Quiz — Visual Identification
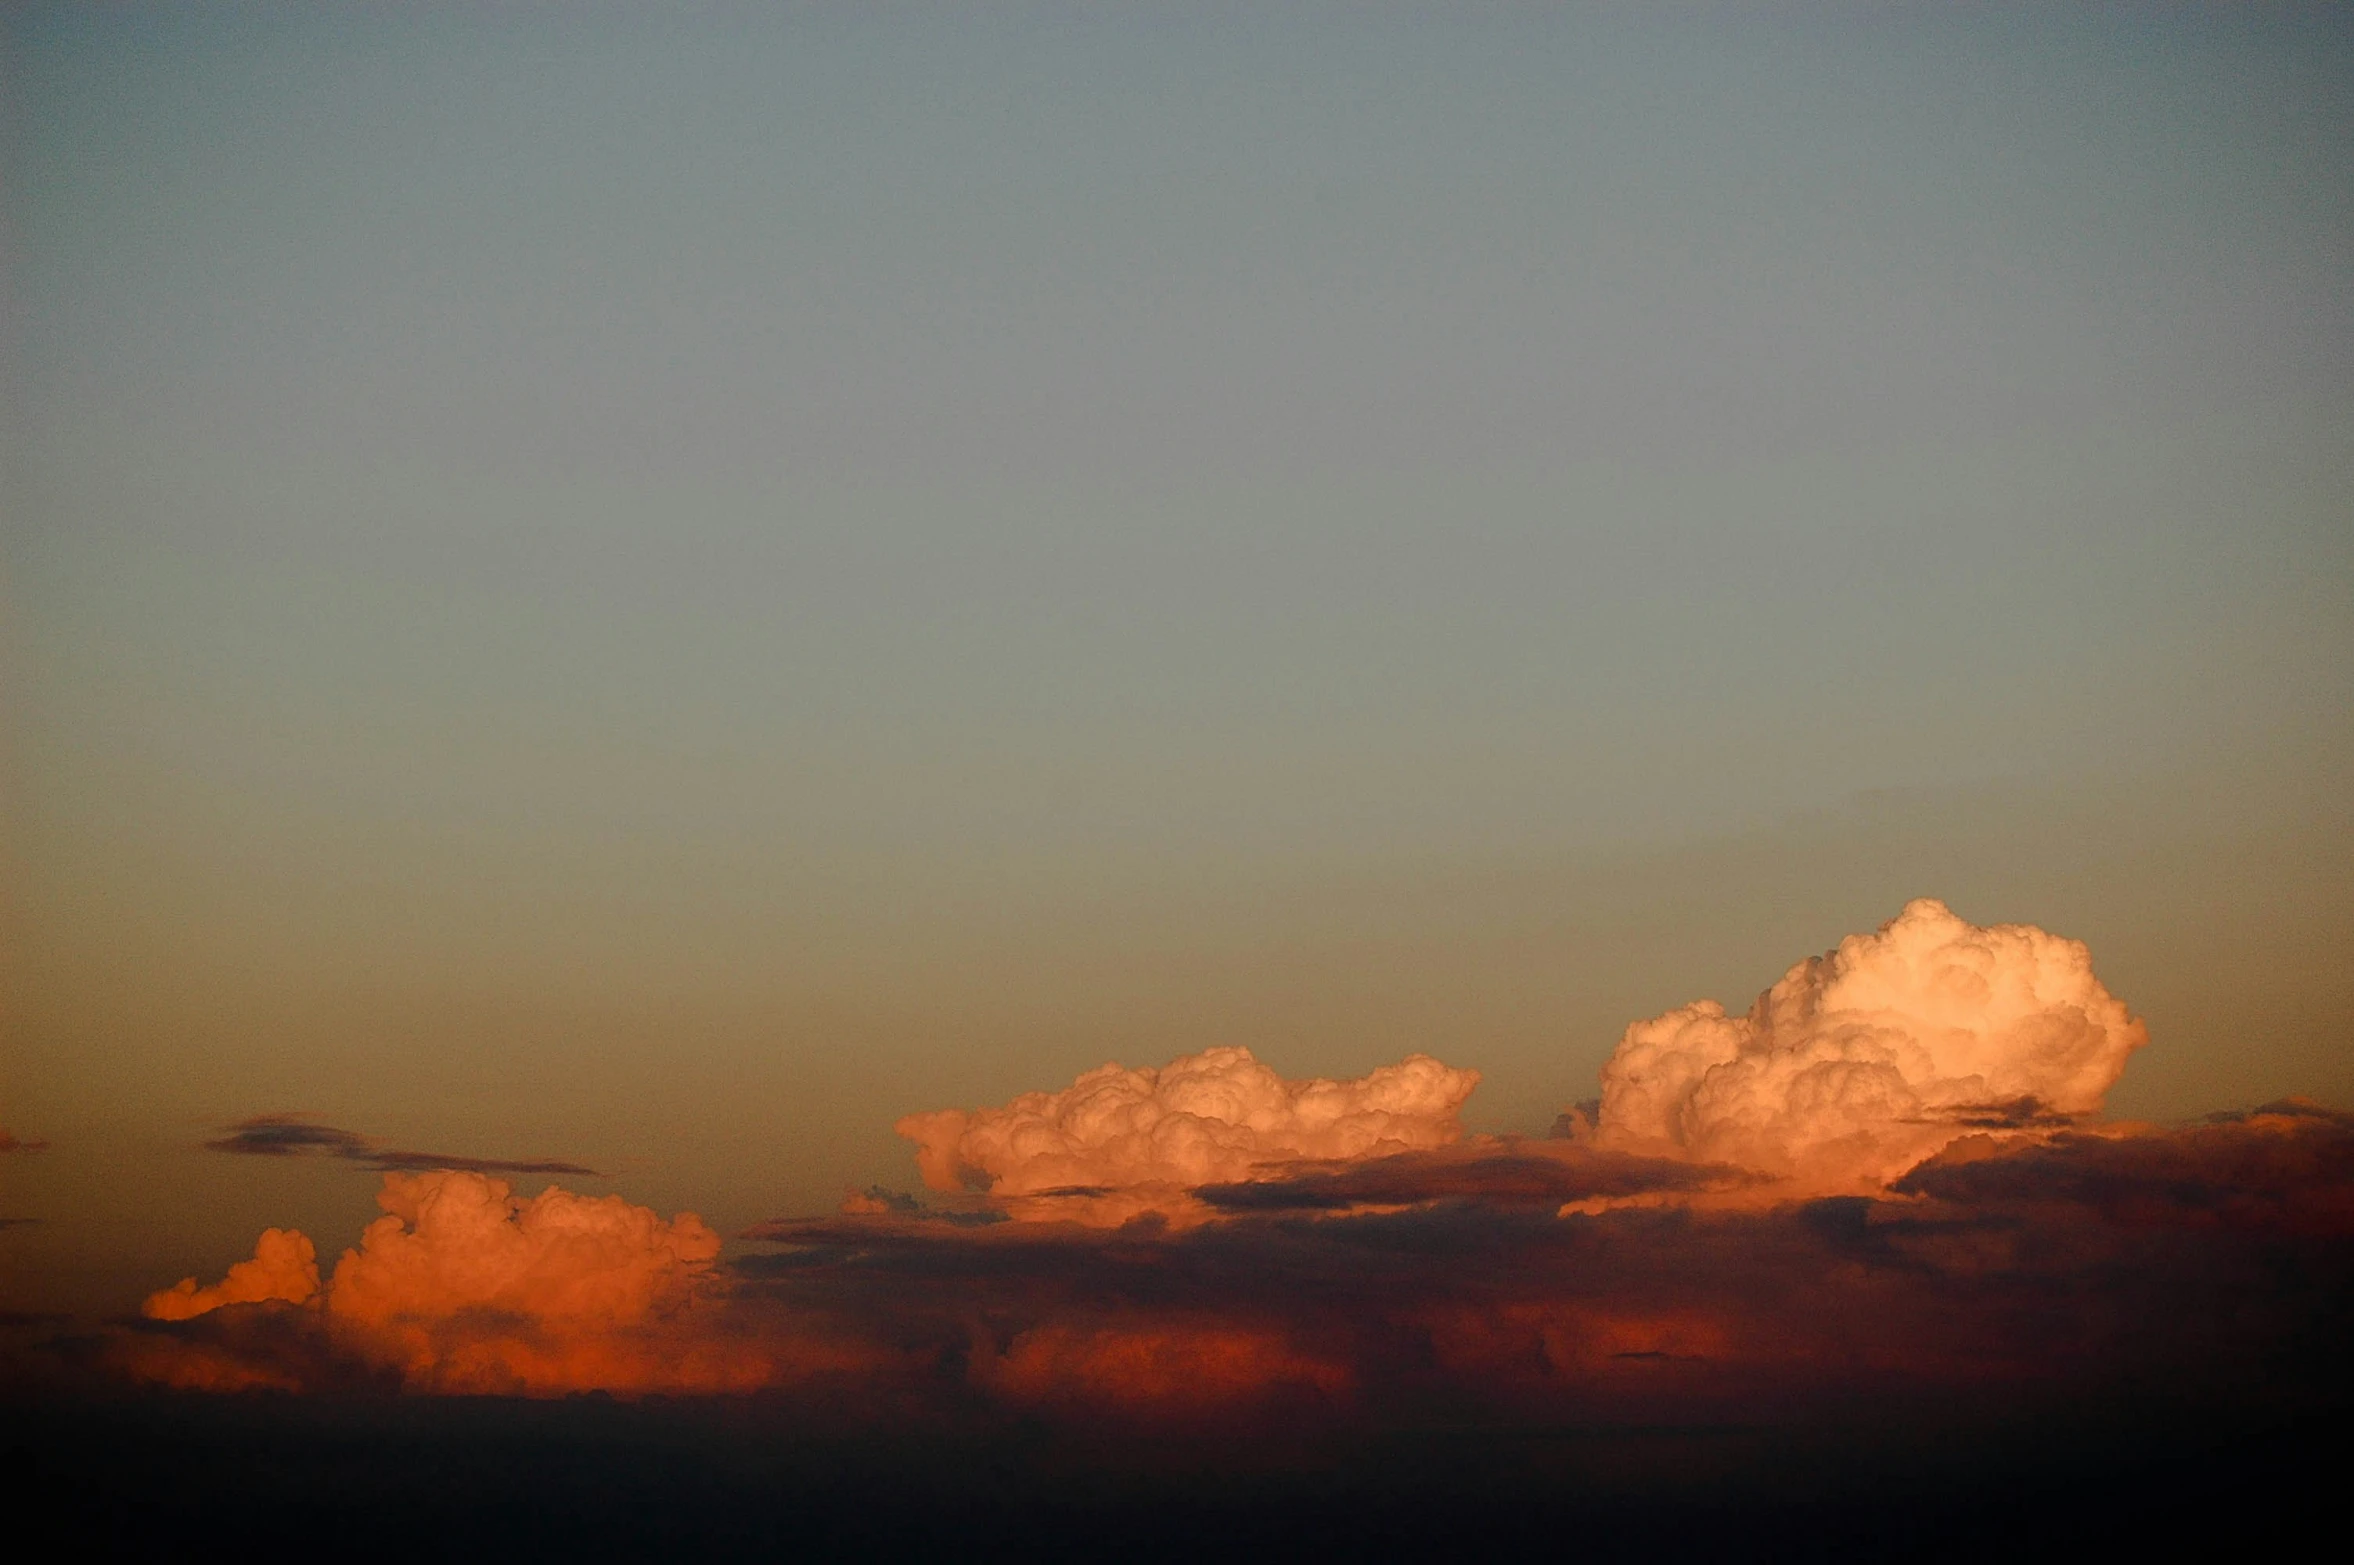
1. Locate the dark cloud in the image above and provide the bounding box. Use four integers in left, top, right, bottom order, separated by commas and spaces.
1917, 1096, 2080, 1130
1194, 1141, 1743, 1213
204, 1115, 599, 1177
838, 1185, 922, 1215
1895, 1102, 2354, 1235
70, 1105, 2354, 1444
728, 1108, 2354, 1426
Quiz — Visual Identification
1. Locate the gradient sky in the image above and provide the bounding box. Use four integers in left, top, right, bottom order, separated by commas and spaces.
3, 4, 2350, 1312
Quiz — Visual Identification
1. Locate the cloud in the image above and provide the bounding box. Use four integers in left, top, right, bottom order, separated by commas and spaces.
974, 1316, 1353, 1419
744, 1109, 2354, 1421
1896, 1100, 2354, 1235
840, 1186, 922, 1216
1194, 1140, 1745, 1214
89, 902, 2346, 1429
102, 1105, 2354, 1427
320, 1171, 773, 1393
1594, 899, 2147, 1188
127, 1172, 857, 1394
896, 1046, 1480, 1223
143, 1228, 321, 1321
204, 1115, 599, 1177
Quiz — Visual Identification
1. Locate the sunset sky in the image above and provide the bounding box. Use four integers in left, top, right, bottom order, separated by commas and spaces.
3, 0, 2350, 1355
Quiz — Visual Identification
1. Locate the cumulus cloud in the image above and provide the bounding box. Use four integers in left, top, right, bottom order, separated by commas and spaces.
205, 1114, 599, 1176
1594, 899, 2147, 1188
323, 1171, 783, 1393
896, 1046, 1480, 1222
144, 1228, 321, 1321
128, 1172, 835, 1394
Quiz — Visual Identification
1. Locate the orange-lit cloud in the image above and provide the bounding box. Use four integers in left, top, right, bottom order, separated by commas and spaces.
1594, 899, 2146, 1189
128, 1172, 861, 1394
144, 1228, 320, 1321
321, 1171, 734, 1391
896, 1046, 1480, 1223
976, 1316, 1352, 1418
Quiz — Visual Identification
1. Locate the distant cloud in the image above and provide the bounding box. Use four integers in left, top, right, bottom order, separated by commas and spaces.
105, 1105, 2354, 1421
839, 1186, 921, 1216
1194, 1142, 1743, 1214
896, 1046, 1481, 1225
1593, 899, 2146, 1189
144, 1228, 319, 1321
126, 1170, 880, 1395
89, 902, 2354, 1434
204, 1115, 599, 1177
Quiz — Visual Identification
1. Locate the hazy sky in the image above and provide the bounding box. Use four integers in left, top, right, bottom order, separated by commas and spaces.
4, 5, 2349, 1310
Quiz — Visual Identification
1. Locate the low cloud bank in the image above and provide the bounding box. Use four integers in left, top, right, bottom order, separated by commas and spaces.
89, 901, 2352, 1430
109, 1112, 2354, 1417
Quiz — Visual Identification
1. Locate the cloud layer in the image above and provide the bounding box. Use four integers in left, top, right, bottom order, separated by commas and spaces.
1594, 899, 2146, 1187
79, 901, 2349, 1438
108, 1108, 2354, 1421
136, 1172, 803, 1393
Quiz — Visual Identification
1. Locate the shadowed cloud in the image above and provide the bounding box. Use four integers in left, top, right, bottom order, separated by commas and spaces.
1195, 1141, 1747, 1212
204, 1115, 599, 1177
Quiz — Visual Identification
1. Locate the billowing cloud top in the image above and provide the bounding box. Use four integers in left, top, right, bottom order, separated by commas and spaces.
896, 1046, 1480, 1218
1596, 899, 2146, 1188
327, 1171, 720, 1335
140, 1171, 743, 1393
143, 1228, 320, 1321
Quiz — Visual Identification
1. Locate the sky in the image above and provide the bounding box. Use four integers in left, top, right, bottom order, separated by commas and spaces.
2, 4, 2350, 1327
